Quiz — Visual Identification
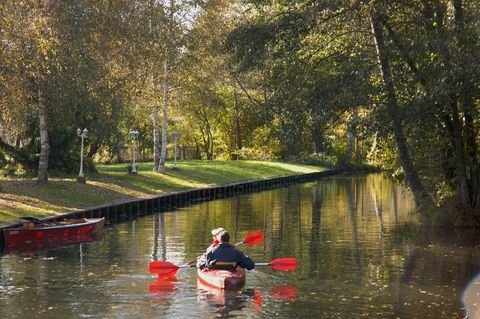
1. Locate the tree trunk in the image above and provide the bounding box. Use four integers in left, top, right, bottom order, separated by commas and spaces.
158, 0, 174, 173
105, 140, 120, 164
207, 129, 214, 160
152, 74, 161, 172
158, 47, 168, 173
382, 10, 461, 202
449, 98, 470, 207
453, 0, 479, 205
233, 90, 242, 159
200, 116, 213, 160
87, 131, 104, 158
36, 1, 53, 184
370, 7, 431, 207
345, 108, 357, 166
429, 0, 471, 208
37, 85, 49, 184
367, 131, 378, 161
312, 125, 324, 153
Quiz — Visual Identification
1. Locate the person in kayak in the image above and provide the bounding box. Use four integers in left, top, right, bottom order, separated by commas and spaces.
197, 228, 255, 271
187, 227, 225, 267
206, 227, 225, 252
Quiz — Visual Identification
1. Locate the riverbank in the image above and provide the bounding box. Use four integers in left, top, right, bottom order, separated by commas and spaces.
0, 160, 326, 223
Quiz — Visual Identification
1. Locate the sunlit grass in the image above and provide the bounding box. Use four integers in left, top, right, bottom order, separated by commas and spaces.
0, 160, 326, 223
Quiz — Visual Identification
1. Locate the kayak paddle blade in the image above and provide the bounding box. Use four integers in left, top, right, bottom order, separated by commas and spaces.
149, 261, 180, 275
269, 258, 297, 271
243, 230, 264, 246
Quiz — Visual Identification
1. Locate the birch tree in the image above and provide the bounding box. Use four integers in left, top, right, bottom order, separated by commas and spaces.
157, 0, 174, 173
155, 0, 207, 172
36, 0, 59, 183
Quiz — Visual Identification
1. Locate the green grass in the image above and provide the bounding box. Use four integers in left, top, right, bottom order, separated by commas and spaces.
0, 160, 326, 223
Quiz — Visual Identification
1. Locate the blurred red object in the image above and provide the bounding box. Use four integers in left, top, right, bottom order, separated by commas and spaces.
270, 284, 298, 301
149, 275, 177, 294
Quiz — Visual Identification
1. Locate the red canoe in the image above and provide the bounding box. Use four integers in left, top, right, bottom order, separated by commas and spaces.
197, 267, 246, 290
3, 217, 105, 252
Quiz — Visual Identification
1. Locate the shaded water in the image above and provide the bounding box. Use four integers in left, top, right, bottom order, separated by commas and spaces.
1, 173, 479, 318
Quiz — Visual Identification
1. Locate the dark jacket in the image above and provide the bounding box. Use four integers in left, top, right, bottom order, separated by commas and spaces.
197, 243, 255, 270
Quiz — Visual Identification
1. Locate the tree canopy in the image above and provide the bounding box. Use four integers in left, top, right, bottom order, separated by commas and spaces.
1, 0, 480, 224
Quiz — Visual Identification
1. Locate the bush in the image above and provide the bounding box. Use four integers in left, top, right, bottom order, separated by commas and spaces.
233, 147, 279, 161
0, 163, 19, 177
298, 152, 338, 167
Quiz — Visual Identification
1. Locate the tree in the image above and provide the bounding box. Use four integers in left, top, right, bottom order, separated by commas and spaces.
0, 0, 143, 174
369, 4, 431, 206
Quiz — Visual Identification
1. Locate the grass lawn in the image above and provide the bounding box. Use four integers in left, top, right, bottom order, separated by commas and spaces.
0, 160, 326, 223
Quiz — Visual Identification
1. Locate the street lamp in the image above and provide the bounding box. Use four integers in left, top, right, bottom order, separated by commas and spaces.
77, 128, 88, 183
129, 130, 139, 174
171, 131, 181, 170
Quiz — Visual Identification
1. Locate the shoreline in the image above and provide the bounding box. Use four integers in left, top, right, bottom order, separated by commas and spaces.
0, 160, 329, 223
0, 169, 340, 248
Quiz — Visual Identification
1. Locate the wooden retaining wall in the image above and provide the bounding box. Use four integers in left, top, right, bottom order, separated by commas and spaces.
0, 169, 338, 250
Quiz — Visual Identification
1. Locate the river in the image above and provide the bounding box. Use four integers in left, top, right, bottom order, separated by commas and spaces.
1, 173, 479, 318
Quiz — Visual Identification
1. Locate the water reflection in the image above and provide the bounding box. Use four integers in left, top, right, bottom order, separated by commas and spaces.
195, 281, 291, 318
197, 279, 247, 314
149, 274, 177, 295
270, 284, 298, 301
2, 232, 102, 254
2, 173, 480, 318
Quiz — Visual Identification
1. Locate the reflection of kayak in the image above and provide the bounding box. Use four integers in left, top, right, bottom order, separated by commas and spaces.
197, 278, 241, 306
197, 268, 246, 290
3, 218, 105, 253
3, 232, 101, 254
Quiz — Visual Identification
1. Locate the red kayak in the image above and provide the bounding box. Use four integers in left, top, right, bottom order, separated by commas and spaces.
197, 267, 246, 290
3, 217, 105, 252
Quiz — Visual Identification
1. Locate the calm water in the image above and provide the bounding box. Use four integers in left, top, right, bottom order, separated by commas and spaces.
1, 173, 479, 318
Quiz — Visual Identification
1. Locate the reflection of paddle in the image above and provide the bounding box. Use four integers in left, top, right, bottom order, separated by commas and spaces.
149, 277, 177, 294
149, 258, 297, 275
271, 284, 298, 301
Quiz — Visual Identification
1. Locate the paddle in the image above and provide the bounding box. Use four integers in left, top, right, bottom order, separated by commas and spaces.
234, 230, 264, 246
150, 230, 265, 274
256, 258, 297, 271
149, 260, 190, 275
182, 230, 264, 266
149, 257, 297, 275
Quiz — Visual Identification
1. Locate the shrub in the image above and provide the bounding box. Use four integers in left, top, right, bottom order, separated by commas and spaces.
233, 147, 279, 161
298, 152, 338, 167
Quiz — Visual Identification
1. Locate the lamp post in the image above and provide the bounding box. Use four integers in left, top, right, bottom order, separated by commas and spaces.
129, 130, 139, 174
171, 131, 181, 170
77, 128, 88, 183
